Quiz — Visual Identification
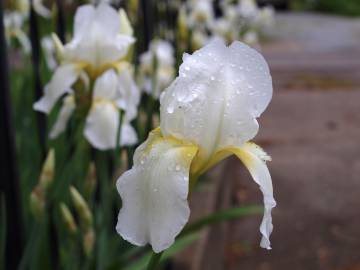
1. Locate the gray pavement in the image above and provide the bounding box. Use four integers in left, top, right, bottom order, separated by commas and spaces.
226, 12, 360, 270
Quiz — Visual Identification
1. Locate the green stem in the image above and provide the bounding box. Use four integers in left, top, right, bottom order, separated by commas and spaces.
146, 251, 163, 270
114, 109, 123, 167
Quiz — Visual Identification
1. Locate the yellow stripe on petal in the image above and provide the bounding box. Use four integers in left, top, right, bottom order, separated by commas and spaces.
208, 142, 276, 250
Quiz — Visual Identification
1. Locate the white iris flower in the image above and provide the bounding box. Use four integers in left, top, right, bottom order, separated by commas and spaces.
116, 40, 276, 252
33, 4, 135, 114
50, 69, 139, 149
138, 40, 175, 99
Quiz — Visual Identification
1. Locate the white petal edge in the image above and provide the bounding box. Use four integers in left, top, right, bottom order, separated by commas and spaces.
33, 64, 80, 114
116, 129, 198, 253
49, 95, 75, 139
84, 102, 119, 150
120, 122, 138, 146
230, 142, 276, 249
93, 69, 118, 100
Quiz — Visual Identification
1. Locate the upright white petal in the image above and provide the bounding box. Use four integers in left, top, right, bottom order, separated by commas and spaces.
116, 129, 198, 252
119, 8, 133, 36
120, 122, 138, 146
64, 4, 134, 68
160, 39, 272, 160
93, 69, 118, 100
49, 95, 75, 139
33, 64, 80, 113
72, 5, 96, 40
84, 102, 119, 150
116, 68, 140, 122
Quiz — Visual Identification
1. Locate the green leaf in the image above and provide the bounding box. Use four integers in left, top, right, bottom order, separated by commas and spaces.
123, 234, 200, 270
0, 193, 6, 269
180, 205, 263, 237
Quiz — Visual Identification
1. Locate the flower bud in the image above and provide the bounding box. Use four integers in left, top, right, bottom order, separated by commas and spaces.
119, 9, 133, 36
59, 203, 77, 234
39, 149, 55, 190
51, 33, 64, 62
83, 228, 95, 257
177, 7, 188, 46
30, 188, 45, 220
69, 186, 92, 230
84, 162, 97, 198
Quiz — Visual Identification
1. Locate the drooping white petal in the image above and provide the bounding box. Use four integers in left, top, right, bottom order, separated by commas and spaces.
160, 39, 272, 160
120, 122, 138, 146
93, 69, 118, 100
116, 68, 140, 122
227, 142, 276, 249
49, 95, 75, 139
33, 64, 80, 113
116, 129, 198, 252
64, 4, 135, 68
84, 102, 119, 150
32, 0, 51, 18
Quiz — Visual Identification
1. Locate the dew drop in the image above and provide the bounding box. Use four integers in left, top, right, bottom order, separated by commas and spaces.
210, 76, 215, 81
167, 106, 174, 113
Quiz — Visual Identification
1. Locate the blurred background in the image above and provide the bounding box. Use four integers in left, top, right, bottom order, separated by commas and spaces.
1, 0, 360, 269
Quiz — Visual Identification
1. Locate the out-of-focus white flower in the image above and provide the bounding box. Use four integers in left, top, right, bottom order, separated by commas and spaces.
117, 40, 275, 252
51, 69, 139, 149
41, 35, 57, 70
4, 11, 31, 53
32, 0, 52, 18
90, 0, 122, 5
13, 0, 30, 14
191, 29, 208, 51
243, 30, 258, 46
138, 40, 175, 99
211, 18, 237, 43
256, 6, 275, 30
34, 3, 135, 114
187, 0, 214, 28
238, 0, 258, 20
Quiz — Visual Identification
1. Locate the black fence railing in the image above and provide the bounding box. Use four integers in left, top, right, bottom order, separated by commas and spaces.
0, 1, 24, 269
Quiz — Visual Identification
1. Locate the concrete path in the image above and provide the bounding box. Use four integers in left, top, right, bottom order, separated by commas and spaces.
225, 12, 360, 270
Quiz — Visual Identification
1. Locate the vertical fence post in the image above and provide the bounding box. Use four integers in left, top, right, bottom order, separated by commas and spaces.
140, 0, 153, 51
0, 1, 24, 269
55, 0, 66, 43
29, 0, 46, 158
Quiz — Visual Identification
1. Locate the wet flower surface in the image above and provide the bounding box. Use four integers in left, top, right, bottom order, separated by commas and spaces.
116, 39, 276, 253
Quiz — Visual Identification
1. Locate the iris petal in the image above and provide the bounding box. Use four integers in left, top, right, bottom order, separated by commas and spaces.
116, 129, 198, 252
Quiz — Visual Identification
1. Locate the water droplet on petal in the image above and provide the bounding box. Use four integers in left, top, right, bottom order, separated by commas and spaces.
167, 106, 174, 114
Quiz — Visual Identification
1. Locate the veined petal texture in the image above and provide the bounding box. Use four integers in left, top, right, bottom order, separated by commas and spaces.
160, 39, 272, 160
64, 4, 135, 68
116, 129, 198, 252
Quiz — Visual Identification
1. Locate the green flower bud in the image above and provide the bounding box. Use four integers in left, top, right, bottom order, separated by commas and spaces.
59, 203, 77, 234
69, 186, 92, 230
